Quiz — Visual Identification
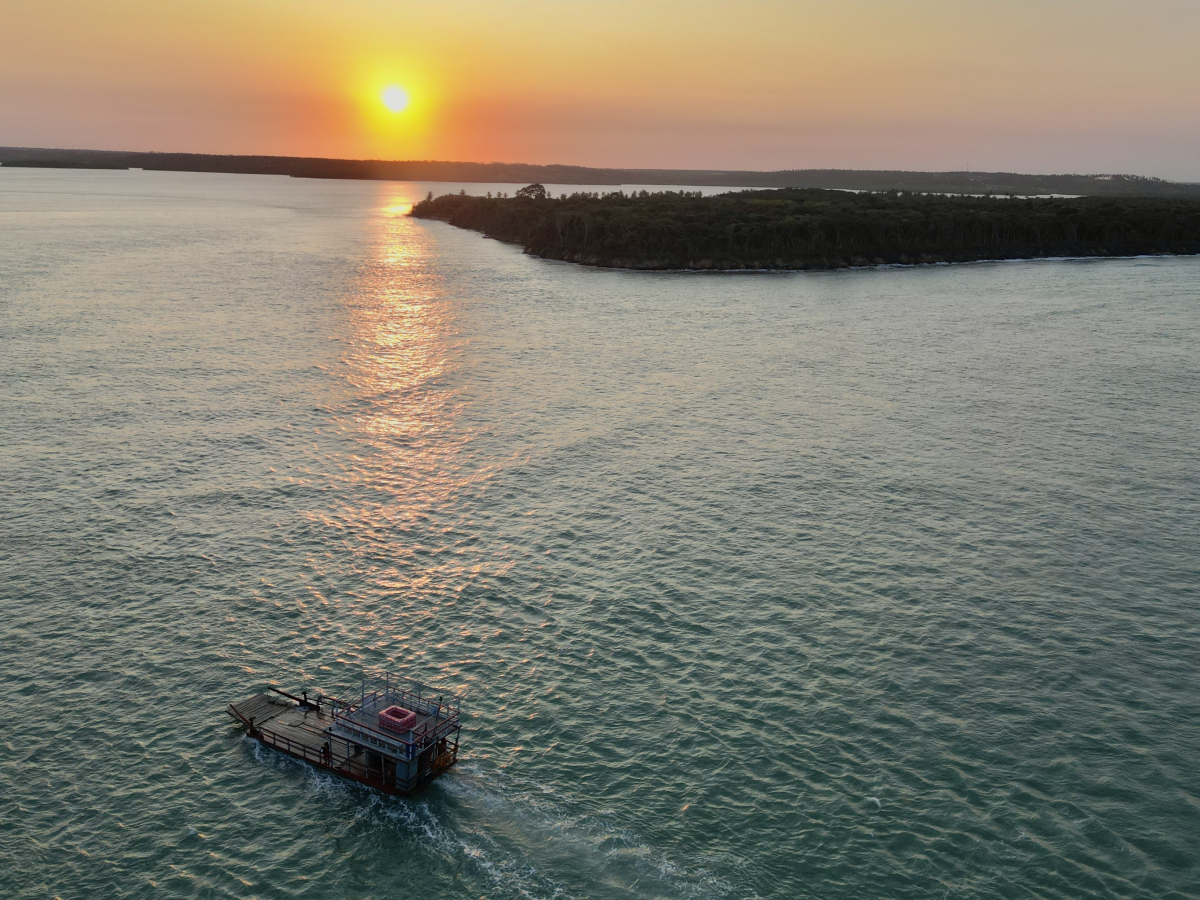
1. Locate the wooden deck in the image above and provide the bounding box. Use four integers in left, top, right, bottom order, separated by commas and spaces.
228, 692, 341, 766
228, 693, 292, 729
231, 694, 332, 754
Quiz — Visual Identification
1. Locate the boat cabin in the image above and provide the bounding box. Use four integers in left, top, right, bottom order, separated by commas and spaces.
227, 673, 461, 795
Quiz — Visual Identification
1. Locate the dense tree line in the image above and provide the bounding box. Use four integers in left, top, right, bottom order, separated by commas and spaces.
410, 187, 1200, 270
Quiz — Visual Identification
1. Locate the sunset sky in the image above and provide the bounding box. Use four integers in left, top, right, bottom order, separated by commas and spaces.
4, 0, 1200, 179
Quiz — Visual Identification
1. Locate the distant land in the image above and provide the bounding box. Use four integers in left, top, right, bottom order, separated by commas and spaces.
4, 146, 1200, 199
411, 187, 1200, 271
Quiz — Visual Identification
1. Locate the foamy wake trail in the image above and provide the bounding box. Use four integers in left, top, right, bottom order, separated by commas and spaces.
239, 738, 751, 898
408, 765, 750, 900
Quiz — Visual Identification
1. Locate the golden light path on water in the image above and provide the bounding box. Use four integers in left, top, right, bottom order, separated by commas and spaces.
344, 193, 461, 472
306, 187, 510, 672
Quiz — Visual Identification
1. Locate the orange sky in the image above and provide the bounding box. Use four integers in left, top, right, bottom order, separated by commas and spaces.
3, 0, 1200, 179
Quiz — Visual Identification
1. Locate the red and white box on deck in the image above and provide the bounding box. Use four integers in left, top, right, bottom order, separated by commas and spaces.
378, 705, 417, 734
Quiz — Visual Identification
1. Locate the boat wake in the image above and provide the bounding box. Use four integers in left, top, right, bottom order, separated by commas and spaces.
328, 760, 753, 900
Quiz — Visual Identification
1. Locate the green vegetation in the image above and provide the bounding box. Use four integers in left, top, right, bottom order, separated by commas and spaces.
410, 187, 1200, 270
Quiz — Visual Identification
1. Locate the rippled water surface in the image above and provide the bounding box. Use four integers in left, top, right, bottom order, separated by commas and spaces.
2, 170, 1199, 899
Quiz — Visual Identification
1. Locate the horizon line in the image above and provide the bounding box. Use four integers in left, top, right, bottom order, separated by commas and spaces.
1, 145, 1191, 184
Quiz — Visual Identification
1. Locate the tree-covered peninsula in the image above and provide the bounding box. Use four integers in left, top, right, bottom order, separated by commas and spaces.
410, 187, 1200, 271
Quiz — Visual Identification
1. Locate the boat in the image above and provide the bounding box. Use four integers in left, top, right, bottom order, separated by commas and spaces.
227, 672, 461, 795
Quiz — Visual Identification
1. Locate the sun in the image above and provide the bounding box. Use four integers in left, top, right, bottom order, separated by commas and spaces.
381, 85, 410, 113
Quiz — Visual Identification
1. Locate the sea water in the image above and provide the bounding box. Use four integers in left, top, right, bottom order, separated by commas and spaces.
1, 169, 1198, 899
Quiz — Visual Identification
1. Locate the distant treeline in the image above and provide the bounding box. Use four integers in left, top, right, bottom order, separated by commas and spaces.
3, 146, 1200, 198
1, 158, 129, 170
410, 187, 1200, 270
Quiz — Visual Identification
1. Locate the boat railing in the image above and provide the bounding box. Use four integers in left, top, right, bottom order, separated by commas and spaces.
337, 711, 459, 745
329, 675, 461, 759
330, 701, 460, 759
255, 725, 456, 791
360, 671, 462, 715
255, 728, 322, 768
334, 689, 454, 723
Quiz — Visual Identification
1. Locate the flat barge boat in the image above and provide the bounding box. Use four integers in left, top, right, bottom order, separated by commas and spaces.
227, 673, 461, 796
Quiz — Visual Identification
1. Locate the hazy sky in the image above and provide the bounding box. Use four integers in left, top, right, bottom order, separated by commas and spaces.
4, 0, 1200, 178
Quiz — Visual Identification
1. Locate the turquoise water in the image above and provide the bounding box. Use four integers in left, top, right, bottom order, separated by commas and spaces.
2, 169, 1198, 899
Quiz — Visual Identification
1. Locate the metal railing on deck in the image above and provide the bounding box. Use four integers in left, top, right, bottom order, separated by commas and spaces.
256, 724, 457, 792
330, 672, 461, 761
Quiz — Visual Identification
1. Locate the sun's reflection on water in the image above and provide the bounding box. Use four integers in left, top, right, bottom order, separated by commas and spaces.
341, 190, 465, 498
307, 186, 508, 663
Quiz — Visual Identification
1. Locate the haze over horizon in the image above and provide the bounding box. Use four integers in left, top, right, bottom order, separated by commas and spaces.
4, 1, 1200, 181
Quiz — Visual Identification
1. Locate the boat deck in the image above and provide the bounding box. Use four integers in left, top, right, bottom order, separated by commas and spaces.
229, 693, 334, 761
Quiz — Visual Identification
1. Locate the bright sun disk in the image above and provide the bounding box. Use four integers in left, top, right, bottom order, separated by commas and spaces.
381, 86, 409, 113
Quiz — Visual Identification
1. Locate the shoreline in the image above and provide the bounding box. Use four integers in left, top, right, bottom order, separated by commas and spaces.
510, 247, 1200, 274
525, 250, 1199, 275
